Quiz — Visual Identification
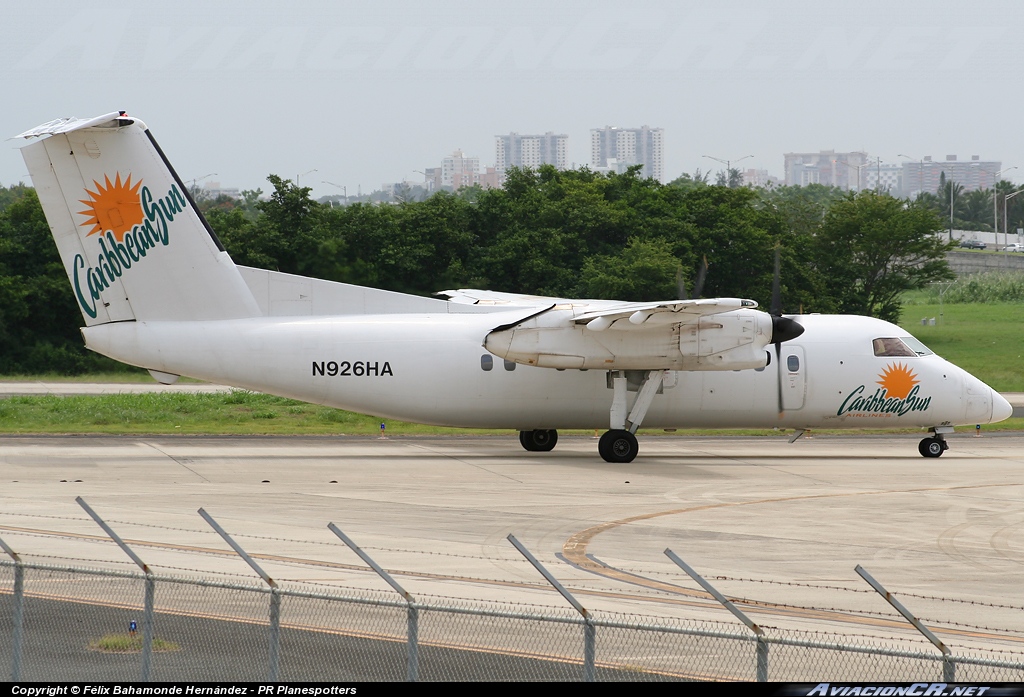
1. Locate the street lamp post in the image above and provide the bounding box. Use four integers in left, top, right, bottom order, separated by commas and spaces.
833, 159, 870, 191
188, 172, 218, 199
1004, 189, 1024, 250
988, 167, 1017, 245
297, 169, 317, 186
702, 154, 754, 188
322, 180, 347, 206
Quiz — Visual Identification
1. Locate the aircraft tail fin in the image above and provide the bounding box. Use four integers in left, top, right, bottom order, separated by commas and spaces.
16, 112, 261, 325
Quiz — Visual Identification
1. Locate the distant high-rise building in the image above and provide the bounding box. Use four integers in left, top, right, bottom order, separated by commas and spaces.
740, 169, 780, 189
899, 155, 1002, 198
495, 132, 569, 176
862, 163, 903, 194
441, 150, 479, 190
590, 126, 664, 182
783, 151, 868, 190
423, 167, 442, 193
479, 166, 502, 190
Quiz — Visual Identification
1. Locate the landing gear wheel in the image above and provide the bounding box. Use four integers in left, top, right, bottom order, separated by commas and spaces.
519, 429, 558, 452
918, 437, 946, 458
598, 429, 639, 463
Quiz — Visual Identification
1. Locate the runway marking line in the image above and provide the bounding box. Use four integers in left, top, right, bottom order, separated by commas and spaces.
2, 482, 1020, 649
563, 482, 1024, 645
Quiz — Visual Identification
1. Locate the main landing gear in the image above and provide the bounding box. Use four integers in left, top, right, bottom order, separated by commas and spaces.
517, 370, 662, 463
519, 429, 558, 452
919, 427, 952, 458
598, 429, 639, 463
596, 370, 664, 464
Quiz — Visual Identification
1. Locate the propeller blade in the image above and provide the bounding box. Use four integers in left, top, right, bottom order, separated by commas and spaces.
776, 342, 784, 415
693, 256, 708, 299
770, 245, 782, 317
676, 266, 688, 300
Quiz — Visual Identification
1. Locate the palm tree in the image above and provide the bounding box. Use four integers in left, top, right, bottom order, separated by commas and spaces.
961, 189, 993, 231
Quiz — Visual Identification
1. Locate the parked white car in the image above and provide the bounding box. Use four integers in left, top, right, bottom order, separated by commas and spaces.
1003, 243, 1024, 252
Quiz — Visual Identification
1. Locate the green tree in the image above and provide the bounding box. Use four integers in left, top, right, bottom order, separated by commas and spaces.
0, 183, 33, 213
218, 175, 326, 274
961, 189, 994, 231
0, 192, 121, 373
666, 169, 710, 193
815, 192, 954, 322
577, 238, 680, 300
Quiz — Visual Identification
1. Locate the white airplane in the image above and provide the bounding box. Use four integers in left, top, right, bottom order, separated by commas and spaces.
15, 112, 1012, 462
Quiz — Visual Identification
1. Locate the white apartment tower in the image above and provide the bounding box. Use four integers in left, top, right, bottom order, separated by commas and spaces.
441, 150, 480, 190
495, 133, 569, 174
590, 126, 664, 182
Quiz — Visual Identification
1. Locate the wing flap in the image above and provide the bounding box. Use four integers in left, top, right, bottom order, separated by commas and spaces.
576, 298, 757, 331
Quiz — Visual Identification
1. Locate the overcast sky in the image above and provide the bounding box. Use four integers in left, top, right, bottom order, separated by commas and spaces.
2, 0, 1021, 198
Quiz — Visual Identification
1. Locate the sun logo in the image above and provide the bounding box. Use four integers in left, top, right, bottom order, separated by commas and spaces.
77, 173, 144, 241
877, 362, 919, 400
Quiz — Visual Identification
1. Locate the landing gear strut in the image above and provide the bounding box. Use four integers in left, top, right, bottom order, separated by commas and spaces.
598, 370, 664, 463
519, 429, 558, 452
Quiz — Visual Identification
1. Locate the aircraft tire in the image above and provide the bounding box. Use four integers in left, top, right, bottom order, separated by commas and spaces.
918, 437, 945, 458
519, 429, 558, 452
599, 429, 639, 463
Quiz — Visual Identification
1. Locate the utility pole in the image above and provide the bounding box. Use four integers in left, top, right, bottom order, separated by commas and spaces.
702, 154, 754, 188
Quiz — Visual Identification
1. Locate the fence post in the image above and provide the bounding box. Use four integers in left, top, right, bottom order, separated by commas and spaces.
855, 565, 954, 682
664, 549, 769, 682
327, 523, 419, 681
507, 534, 595, 682
76, 497, 155, 681
0, 537, 24, 682
199, 508, 280, 681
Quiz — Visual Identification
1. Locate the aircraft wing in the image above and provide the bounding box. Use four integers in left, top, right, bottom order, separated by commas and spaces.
440, 290, 758, 330
573, 298, 758, 331
438, 289, 572, 306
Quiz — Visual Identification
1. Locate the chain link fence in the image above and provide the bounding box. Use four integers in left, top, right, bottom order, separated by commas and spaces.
4, 559, 1024, 682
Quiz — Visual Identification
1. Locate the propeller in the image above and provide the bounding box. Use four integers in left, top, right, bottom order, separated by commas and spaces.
769, 245, 804, 415
676, 256, 709, 301
676, 266, 688, 301
693, 256, 708, 299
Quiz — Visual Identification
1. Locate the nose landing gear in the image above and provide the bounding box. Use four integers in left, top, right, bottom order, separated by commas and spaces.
919, 436, 948, 458
919, 427, 952, 458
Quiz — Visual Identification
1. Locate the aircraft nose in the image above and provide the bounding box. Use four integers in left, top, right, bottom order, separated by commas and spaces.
991, 390, 1013, 423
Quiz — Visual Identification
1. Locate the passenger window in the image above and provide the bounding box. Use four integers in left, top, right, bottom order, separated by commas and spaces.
872, 337, 917, 357
787, 355, 800, 372
480, 355, 493, 371
503, 359, 517, 371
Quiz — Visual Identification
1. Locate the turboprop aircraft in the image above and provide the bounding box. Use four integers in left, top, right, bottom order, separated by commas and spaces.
15, 112, 1013, 462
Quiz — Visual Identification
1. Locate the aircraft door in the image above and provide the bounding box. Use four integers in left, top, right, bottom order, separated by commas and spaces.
782, 346, 806, 410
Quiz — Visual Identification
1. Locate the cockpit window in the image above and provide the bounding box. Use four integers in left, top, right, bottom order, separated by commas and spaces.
872, 337, 918, 357
900, 336, 934, 356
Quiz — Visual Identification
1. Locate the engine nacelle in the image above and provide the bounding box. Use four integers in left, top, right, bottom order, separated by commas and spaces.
485, 308, 773, 371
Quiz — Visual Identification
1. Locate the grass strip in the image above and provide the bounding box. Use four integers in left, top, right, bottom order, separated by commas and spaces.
0, 391, 1020, 436
89, 633, 180, 653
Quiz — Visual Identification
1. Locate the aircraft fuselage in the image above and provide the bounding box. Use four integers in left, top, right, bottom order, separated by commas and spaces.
81, 312, 1001, 431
